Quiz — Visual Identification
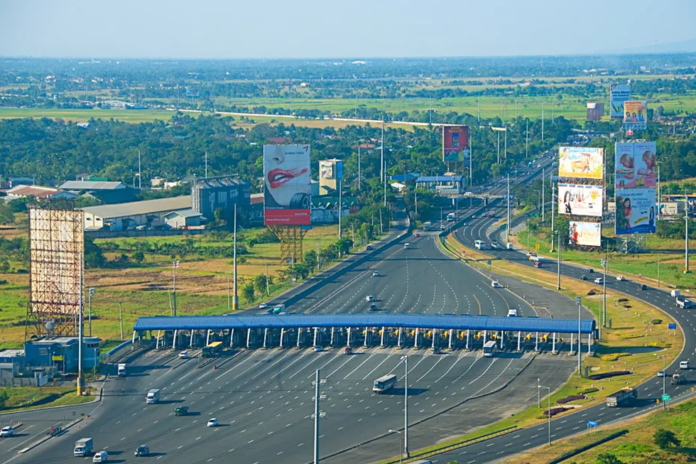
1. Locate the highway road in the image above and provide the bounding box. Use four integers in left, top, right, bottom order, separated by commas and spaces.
0, 201, 584, 464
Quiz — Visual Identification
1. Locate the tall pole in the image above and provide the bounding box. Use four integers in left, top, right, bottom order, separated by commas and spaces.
381, 119, 385, 183
119, 303, 124, 341
504, 126, 507, 161
172, 261, 178, 317
314, 369, 320, 464
686, 192, 690, 273
338, 177, 342, 240
233, 205, 239, 310
542, 168, 545, 223
469, 135, 473, 189
138, 150, 142, 189
358, 144, 361, 190
525, 119, 529, 159
227, 276, 231, 311
550, 179, 555, 252
77, 291, 84, 395
403, 356, 409, 458
538, 385, 552, 445
541, 102, 545, 141
577, 298, 582, 376
88, 287, 94, 337
265, 263, 270, 295
506, 174, 511, 243
497, 130, 500, 164
557, 231, 561, 290
383, 159, 387, 208
657, 165, 661, 221
603, 251, 608, 328
414, 189, 418, 216
663, 356, 667, 409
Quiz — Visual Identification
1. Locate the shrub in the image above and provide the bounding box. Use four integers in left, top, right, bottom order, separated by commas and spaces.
557, 394, 585, 404
653, 429, 680, 449
543, 407, 568, 417
652, 319, 662, 325
600, 353, 631, 362
581, 388, 599, 395
588, 370, 632, 380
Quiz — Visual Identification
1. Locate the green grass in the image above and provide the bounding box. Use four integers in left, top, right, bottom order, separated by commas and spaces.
0, 107, 177, 123
0, 386, 94, 413
517, 227, 696, 290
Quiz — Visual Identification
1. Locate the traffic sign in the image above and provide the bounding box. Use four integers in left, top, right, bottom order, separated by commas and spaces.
662, 394, 671, 402
535, 243, 540, 250
487, 259, 492, 266
576, 296, 581, 305
587, 420, 598, 427
669, 323, 677, 330
601, 259, 606, 268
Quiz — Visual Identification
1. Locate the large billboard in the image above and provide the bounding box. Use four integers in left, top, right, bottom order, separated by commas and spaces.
264, 144, 311, 225
615, 142, 657, 189
569, 221, 601, 247
623, 101, 648, 131
610, 84, 631, 119
443, 125, 469, 162
558, 184, 603, 217
558, 147, 604, 180
586, 102, 604, 121
320, 161, 334, 180
616, 188, 657, 235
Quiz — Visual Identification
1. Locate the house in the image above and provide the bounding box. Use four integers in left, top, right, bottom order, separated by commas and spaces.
60, 180, 126, 191
82, 195, 192, 231
3, 185, 78, 201
163, 209, 203, 229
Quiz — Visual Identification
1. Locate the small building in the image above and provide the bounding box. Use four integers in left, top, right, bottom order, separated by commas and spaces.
163, 209, 203, 229
60, 180, 126, 191
416, 175, 465, 195
24, 337, 100, 373
4, 185, 78, 201
151, 177, 165, 188
82, 195, 192, 231
191, 177, 250, 221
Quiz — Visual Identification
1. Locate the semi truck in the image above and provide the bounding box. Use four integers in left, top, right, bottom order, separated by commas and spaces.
146, 389, 160, 404
605, 387, 637, 407
672, 372, 686, 385
117, 363, 126, 377
74, 438, 93, 457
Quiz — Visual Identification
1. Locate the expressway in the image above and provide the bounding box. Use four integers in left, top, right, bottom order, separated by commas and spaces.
1, 203, 584, 464
424, 194, 696, 463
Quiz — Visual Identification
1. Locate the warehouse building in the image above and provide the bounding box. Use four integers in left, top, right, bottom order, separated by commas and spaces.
191, 177, 250, 219
82, 196, 193, 231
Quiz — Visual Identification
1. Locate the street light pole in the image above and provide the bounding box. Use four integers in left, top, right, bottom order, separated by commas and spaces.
401, 355, 409, 458
88, 287, 95, 337
538, 385, 552, 445
577, 297, 582, 376
233, 205, 239, 311
556, 231, 561, 290
172, 261, 179, 317
389, 430, 403, 464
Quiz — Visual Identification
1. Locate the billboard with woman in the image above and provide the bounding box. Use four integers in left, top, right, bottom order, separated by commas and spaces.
615, 142, 657, 189
615, 188, 657, 235
263, 144, 311, 225
568, 221, 601, 247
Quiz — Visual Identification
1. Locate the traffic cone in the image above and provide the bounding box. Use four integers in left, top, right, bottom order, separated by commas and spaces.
213, 365, 216, 370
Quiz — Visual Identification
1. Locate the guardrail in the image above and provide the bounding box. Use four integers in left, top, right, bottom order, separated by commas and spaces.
101, 340, 133, 365
380, 426, 518, 464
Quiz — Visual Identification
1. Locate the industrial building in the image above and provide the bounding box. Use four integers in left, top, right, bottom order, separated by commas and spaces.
191, 177, 250, 219
60, 180, 127, 191
2, 185, 78, 201
82, 196, 192, 231
319, 159, 343, 195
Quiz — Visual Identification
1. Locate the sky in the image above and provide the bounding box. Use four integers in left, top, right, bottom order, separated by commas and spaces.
1, 0, 696, 59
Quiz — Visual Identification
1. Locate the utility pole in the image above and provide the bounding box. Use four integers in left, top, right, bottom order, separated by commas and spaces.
312, 370, 326, 464
338, 176, 342, 240
497, 130, 501, 164
138, 150, 142, 189
577, 296, 582, 376
172, 261, 178, 317
381, 119, 385, 183
525, 119, 529, 159
414, 189, 418, 216
119, 303, 124, 341
227, 276, 231, 311
550, 178, 555, 252
541, 102, 545, 141
265, 263, 270, 295
686, 191, 690, 273
602, 253, 608, 329
88, 287, 95, 337
401, 355, 409, 458
358, 144, 361, 190
542, 168, 546, 223
384, 158, 387, 208
504, 125, 507, 161
233, 204, 239, 310
204, 151, 208, 179
469, 135, 473, 190
557, 231, 561, 290
506, 174, 511, 243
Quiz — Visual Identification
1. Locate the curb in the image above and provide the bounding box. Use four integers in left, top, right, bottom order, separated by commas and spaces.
18, 418, 83, 454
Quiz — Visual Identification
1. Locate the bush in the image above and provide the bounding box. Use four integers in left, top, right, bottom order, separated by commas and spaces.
581, 388, 599, 395
653, 428, 680, 449
557, 394, 586, 404
600, 353, 631, 362
652, 319, 662, 325
588, 370, 632, 380
543, 407, 568, 417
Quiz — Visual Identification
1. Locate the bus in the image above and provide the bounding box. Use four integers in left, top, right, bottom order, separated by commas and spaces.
475, 240, 486, 250
202, 341, 223, 358
373, 374, 398, 393
446, 213, 456, 222
483, 340, 497, 358
423, 221, 432, 231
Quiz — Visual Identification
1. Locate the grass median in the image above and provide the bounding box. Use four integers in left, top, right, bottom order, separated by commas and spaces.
0, 386, 94, 414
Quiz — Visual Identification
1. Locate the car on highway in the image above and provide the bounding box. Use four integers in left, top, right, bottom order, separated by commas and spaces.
404, 243, 410, 249
641, 284, 648, 290
491, 280, 502, 288
507, 309, 518, 317
677, 299, 694, 309
372, 270, 380, 277
178, 351, 189, 359
134, 445, 150, 457
366, 295, 375, 302
580, 275, 588, 281
657, 370, 665, 377
174, 406, 188, 416
369, 303, 378, 311
533, 261, 542, 268
313, 346, 323, 352
207, 418, 218, 427
344, 347, 353, 354
258, 303, 268, 310
490, 242, 498, 249
586, 268, 594, 273
680, 361, 690, 370
594, 277, 604, 285
92, 451, 108, 463
616, 275, 626, 281
0, 426, 13, 437
366, 244, 374, 250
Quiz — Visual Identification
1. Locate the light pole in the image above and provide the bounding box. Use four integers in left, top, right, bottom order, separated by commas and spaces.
312, 370, 326, 464
538, 384, 552, 445
550, 178, 555, 252
576, 296, 582, 376
172, 261, 179, 317
88, 287, 95, 337
556, 230, 561, 290
542, 168, 545, 223
602, 253, 608, 329
233, 205, 239, 311
661, 355, 667, 409
400, 355, 409, 458
389, 430, 403, 464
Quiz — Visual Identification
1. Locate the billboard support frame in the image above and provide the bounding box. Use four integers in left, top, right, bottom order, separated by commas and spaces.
269, 225, 308, 264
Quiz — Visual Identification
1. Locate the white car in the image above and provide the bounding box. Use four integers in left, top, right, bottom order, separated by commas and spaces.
616, 275, 626, 282
404, 243, 410, 249
372, 270, 380, 277
594, 278, 604, 285
507, 309, 518, 317
491, 281, 502, 288
92, 451, 108, 463
178, 351, 189, 359
680, 361, 689, 370
207, 418, 218, 427
258, 303, 268, 310
0, 426, 12, 437
365, 295, 375, 302
657, 370, 665, 378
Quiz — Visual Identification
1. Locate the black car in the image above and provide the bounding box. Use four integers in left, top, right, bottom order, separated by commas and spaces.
586, 268, 594, 273
580, 275, 588, 281
641, 284, 648, 290
135, 445, 150, 457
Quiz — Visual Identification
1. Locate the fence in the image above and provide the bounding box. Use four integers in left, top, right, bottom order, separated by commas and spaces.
101, 340, 133, 365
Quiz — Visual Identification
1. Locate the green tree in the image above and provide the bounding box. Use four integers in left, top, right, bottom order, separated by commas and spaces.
596, 454, 625, 464
253, 274, 268, 296
131, 251, 145, 264
303, 250, 317, 271
242, 282, 256, 303
654, 429, 680, 450
0, 261, 9, 273
0, 390, 8, 409
0, 204, 14, 225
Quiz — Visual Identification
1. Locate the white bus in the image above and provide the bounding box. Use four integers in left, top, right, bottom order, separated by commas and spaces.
446, 212, 456, 222
483, 341, 497, 357
373, 374, 398, 393
475, 240, 486, 250
423, 221, 432, 231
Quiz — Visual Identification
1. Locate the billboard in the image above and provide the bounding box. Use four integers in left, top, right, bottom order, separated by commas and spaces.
610, 84, 631, 119
443, 125, 469, 162
558, 147, 604, 180
586, 102, 604, 121
569, 221, 601, 247
264, 144, 311, 225
615, 142, 657, 189
616, 188, 657, 235
558, 184, 603, 217
623, 101, 648, 131
320, 161, 334, 179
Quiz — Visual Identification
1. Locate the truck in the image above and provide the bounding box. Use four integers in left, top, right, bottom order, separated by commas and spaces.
605, 387, 637, 407
117, 363, 126, 377
446, 213, 456, 222
672, 372, 686, 385
677, 298, 693, 309
174, 406, 189, 416
423, 221, 432, 231
146, 389, 160, 404
74, 438, 93, 457
671, 290, 681, 298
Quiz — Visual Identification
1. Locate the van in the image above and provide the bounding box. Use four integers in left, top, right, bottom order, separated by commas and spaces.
74, 438, 93, 457
92, 451, 108, 463
680, 360, 689, 370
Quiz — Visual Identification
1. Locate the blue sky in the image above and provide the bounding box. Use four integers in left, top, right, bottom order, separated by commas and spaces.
1, 0, 695, 58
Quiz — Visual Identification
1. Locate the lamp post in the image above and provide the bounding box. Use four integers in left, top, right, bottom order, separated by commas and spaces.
538, 385, 552, 445
172, 261, 179, 317
400, 355, 409, 458
389, 430, 403, 464
556, 230, 561, 290
88, 287, 95, 337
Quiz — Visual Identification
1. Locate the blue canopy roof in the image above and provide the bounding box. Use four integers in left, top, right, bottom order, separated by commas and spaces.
417, 176, 464, 183
133, 314, 595, 334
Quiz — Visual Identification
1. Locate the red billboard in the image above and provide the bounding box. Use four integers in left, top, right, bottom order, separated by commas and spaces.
263, 145, 311, 225
443, 125, 469, 162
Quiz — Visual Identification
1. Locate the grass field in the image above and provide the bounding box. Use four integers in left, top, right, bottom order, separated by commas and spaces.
0, 386, 94, 413
504, 399, 696, 464
377, 234, 683, 463
0, 107, 177, 123
516, 227, 696, 291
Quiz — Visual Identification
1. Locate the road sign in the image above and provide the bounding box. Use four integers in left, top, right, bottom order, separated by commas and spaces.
576, 296, 581, 305
587, 420, 597, 427
662, 394, 671, 402
487, 259, 492, 266
669, 323, 677, 330
535, 243, 540, 250
601, 259, 606, 268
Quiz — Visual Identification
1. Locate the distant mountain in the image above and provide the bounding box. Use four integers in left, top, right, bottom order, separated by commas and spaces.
605, 37, 696, 55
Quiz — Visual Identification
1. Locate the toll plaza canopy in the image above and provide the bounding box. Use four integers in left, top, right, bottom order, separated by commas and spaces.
134, 314, 595, 334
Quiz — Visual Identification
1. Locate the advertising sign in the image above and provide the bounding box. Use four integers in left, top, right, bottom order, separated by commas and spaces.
264, 145, 311, 225
616, 188, 657, 235
558, 147, 604, 180
623, 101, 648, 131
568, 221, 601, 247
586, 102, 604, 121
335, 161, 343, 180
615, 142, 657, 189
610, 84, 631, 119
443, 125, 469, 162
319, 161, 333, 180
558, 184, 603, 217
